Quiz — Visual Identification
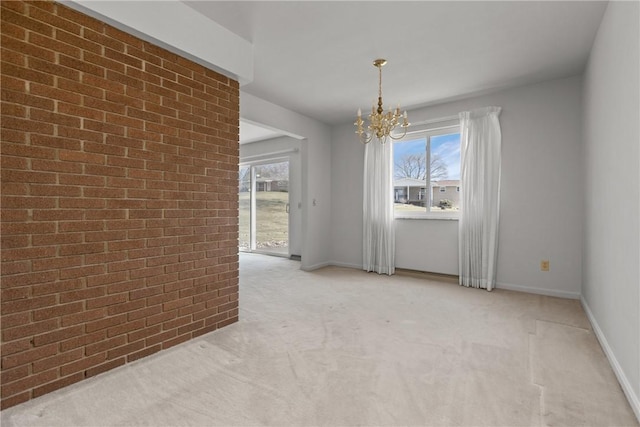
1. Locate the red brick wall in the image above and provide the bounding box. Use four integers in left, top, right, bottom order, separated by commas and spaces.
0, 1, 239, 409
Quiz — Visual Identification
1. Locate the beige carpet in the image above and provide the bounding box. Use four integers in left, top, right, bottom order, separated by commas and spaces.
1, 253, 637, 426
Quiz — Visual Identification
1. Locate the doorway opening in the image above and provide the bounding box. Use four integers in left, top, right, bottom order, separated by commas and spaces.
239, 159, 290, 256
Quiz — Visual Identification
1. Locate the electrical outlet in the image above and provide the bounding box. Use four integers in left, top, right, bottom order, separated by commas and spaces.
540, 260, 550, 271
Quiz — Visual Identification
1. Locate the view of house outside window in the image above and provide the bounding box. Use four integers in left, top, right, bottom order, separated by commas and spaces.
393, 129, 461, 216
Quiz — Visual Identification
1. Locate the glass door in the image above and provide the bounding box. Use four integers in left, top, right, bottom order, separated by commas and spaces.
238, 160, 290, 256
254, 161, 289, 255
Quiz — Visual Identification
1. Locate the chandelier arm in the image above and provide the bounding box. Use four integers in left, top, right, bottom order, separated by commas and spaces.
357, 131, 373, 144
389, 126, 409, 141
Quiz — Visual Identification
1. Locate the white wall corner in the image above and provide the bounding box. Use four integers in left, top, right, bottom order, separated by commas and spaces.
300, 261, 332, 272
581, 297, 640, 423
62, 0, 253, 85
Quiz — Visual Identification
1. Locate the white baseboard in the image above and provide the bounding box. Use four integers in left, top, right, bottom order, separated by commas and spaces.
314, 265, 581, 299
581, 297, 640, 423
300, 261, 331, 271
329, 261, 362, 270
495, 281, 580, 299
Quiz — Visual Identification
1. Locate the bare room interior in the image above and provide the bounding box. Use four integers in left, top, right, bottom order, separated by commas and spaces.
1, 1, 639, 426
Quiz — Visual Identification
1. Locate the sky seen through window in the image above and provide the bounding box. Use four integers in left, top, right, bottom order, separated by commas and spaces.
393, 133, 461, 181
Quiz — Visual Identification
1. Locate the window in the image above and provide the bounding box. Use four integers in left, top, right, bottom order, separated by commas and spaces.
394, 188, 406, 202
393, 123, 461, 217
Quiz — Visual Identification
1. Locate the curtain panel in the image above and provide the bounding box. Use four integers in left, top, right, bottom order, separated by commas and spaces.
458, 106, 502, 290
363, 140, 395, 275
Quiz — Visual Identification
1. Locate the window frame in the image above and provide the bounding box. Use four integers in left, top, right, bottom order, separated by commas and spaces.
393, 121, 461, 220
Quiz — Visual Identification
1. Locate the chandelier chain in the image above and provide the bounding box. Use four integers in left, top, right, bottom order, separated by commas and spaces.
377, 65, 383, 114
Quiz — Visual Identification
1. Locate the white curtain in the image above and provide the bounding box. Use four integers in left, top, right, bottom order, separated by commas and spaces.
458, 106, 502, 290
363, 140, 395, 275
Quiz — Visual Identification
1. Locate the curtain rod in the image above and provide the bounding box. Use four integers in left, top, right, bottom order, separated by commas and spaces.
408, 114, 459, 127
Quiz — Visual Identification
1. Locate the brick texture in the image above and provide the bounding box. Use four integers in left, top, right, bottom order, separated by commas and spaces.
1, 1, 239, 409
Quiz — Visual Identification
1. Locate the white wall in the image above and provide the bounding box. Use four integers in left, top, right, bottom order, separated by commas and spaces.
330, 123, 364, 269
581, 0, 640, 417
395, 219, 459, 274
331, 75, 584, 298
240, 137, 303, 256
241, 92, 332, 270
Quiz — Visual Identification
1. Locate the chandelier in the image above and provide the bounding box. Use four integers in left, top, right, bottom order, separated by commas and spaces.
354, 59, 410, 144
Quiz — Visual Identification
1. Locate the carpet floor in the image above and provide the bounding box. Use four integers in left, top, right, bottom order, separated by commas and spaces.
1, 253, 637, 426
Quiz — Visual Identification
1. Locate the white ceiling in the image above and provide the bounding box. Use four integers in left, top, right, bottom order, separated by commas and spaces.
239, 120, 283, 144
185, 1, 607, 126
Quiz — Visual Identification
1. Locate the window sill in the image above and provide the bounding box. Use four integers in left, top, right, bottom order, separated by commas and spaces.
395, 215, 459, 221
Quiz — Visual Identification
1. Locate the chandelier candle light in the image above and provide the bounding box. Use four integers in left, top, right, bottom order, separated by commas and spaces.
355, 59, 410, 144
